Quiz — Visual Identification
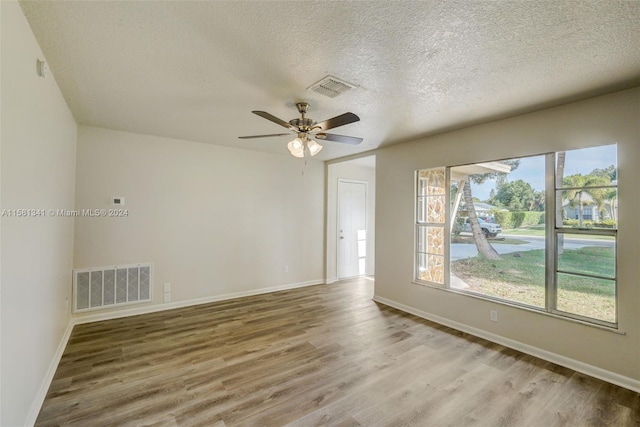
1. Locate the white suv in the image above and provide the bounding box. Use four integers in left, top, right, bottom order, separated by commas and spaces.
462, 218, 502, 238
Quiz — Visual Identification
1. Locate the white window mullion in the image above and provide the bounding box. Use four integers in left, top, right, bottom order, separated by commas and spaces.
444, 167, 451, 288
545, 153, 556, 312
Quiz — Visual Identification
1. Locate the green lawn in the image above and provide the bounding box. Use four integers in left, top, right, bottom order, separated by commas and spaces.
451, 246, 615, 323
501, 225, 545, 237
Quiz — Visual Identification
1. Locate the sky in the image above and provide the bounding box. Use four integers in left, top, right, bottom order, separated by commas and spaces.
469, 144, 617, 201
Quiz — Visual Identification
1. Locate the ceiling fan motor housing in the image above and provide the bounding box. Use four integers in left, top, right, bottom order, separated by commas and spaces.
290, 102, 315, 132
289, 117, 316, 130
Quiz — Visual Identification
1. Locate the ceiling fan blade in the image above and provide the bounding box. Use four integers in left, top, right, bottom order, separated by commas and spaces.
252, 111, 295, 130
315, 133, 363, 145
238, 133, 291, 139
315, 112, 360, 131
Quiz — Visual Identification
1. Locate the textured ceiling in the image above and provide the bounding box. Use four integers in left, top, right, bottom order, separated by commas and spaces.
19, 1, 640, 160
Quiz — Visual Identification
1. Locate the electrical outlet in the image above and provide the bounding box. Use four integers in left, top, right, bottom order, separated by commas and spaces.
490, 310, 498, 322
164, 282, 171, 293
284, 266, 289, 273
164, 293, 171, 303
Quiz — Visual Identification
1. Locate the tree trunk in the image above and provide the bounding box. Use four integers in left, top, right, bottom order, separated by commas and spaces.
578, 191, 583, 226
450, 179, 466, 233
463, 181, 500, 260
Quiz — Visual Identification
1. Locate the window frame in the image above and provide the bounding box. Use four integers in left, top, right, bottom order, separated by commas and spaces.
414, 167, 450, 286
414, 148, 618, 329
549, 153, 618, 327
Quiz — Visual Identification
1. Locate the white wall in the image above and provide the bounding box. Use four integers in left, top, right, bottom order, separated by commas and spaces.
1, 3, 4, 422
1, 2, 77, 425
375, 88, 640, 386
73, 126, 324, 318
326, 158, 376, 283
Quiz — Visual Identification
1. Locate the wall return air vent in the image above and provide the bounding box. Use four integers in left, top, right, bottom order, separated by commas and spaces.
73, 263, 152, 313
308, 75, 356, 98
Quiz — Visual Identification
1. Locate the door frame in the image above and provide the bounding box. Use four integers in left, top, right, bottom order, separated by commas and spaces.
337, 179, 368, 280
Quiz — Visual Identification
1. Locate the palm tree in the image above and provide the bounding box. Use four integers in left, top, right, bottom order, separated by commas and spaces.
605, 188, 618, 221
563, 174, 588, 225
460, 159, 519, 260
556, 152, 566, 254
590, 165, 617, 221
588, 186, 608, 220
563, 174, 610, 226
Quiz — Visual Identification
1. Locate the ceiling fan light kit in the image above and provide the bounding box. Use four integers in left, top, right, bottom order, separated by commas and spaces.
239, 102, 362, 158
306, 138, 323, 156
286, 134, 323, 158
287, 136, 305, 158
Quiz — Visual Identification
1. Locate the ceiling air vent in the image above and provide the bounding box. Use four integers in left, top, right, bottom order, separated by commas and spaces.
308, 75, 356, 98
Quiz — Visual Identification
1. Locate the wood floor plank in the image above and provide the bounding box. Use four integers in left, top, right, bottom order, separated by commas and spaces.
36, 278, 639, 426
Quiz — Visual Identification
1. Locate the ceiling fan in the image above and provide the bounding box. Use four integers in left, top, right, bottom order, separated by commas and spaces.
239, 102, 362, 158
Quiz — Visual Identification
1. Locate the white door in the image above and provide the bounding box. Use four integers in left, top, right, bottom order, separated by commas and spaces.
337, 180, 367, 279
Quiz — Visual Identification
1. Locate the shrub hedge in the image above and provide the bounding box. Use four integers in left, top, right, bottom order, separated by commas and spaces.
562, 219, 617, 229
462, 211, 615, 230
493, 211, 545, 229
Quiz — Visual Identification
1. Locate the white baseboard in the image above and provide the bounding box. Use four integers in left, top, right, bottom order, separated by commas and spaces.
373, 295, 640, 393
25, 320, 75, 426
73, 279, 324, 325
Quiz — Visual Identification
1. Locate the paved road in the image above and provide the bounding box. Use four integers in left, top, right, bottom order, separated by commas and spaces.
451, 233, 614, 261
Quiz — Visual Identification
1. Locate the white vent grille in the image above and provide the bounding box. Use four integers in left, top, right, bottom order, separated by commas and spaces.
308, 75, 356, 98
73, 263, 152, 312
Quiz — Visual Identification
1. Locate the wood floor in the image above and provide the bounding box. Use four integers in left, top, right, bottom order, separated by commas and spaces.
37, 278, 639, 426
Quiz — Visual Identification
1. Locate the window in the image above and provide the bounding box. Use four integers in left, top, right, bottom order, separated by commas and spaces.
415, 144, 618, 327
415, 168, 447, 284
554, 146, 617, 324
450, 154, 547, 308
